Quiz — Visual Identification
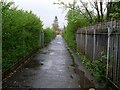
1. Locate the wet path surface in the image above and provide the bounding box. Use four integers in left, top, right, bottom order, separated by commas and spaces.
3, 35, 80, 88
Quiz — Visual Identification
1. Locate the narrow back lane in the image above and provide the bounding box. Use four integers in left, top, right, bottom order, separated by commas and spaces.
3, 35, 80, 88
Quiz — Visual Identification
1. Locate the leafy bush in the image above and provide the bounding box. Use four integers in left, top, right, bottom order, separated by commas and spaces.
2, 1, 43, 71
77, 52, 107, 83
62, 10, 90, 49
43, 28, 56, 45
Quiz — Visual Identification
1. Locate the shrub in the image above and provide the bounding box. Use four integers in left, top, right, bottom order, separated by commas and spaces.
43, 28, 56, 45
62, 10, 90, 49
77, 52, 107, 83
2, 1, 43, 71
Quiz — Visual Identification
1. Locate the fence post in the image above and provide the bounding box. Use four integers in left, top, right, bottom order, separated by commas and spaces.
93, 26, 96, 61
40, 31, 44, 47
81, 30, 83, 53
106, 21, 112, 78
40, 31, 42, 47
76, 30, 79, 52
42, 31, 44, 47
85, 27, 87, 55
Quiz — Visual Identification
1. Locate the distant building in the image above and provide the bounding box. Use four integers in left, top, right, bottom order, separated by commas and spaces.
52, 16, 61, 35
52, 16, 59, 31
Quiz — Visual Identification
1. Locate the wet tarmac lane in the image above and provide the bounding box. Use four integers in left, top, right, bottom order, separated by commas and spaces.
3, 35, 81, 88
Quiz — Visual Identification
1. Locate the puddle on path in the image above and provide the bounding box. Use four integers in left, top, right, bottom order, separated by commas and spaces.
41, 50, 54, 54
56, 42, 62, 44
41, 51, 49, 54
69, 55, 95, 88
74, 66, 95, 88
69, 61, 95, 88
50, 52, 54, 55
24, 60, 43, 69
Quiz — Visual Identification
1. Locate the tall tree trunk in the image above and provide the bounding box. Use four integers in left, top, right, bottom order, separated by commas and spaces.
107, 0, 112, 20
94, 1, 100, 22
100, 1, 103, 22
80, 0, 93, 23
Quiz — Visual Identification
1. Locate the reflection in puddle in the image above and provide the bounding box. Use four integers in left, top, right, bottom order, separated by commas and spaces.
23, 73, 36, 77
57, 42, 61, 44
41, 51, 49, 54
50, 52, 54, 55
41, 50, 54, 55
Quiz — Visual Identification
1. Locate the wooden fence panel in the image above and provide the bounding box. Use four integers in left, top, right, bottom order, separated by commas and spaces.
76, 20, 120, 89
86, 34, 94, 60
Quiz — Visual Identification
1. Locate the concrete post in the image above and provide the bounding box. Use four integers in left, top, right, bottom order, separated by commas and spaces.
93, 26, 96, 61
106, 21, 112, 78
85, 27, 87, 55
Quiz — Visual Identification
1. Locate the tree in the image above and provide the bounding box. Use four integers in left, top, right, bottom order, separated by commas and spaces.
52, 16, 59, 31
54, 0, 97, 23
54, 0, 120, 24
107, 1, 120, 20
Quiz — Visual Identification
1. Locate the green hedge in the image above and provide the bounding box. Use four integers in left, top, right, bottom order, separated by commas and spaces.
2, 1, 43, 71
43, 28, 56, 45
62, 10, 90, 49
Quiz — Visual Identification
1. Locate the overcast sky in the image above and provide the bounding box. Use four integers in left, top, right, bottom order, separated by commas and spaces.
9, 0, 112, 28
13, 0, 69, 28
